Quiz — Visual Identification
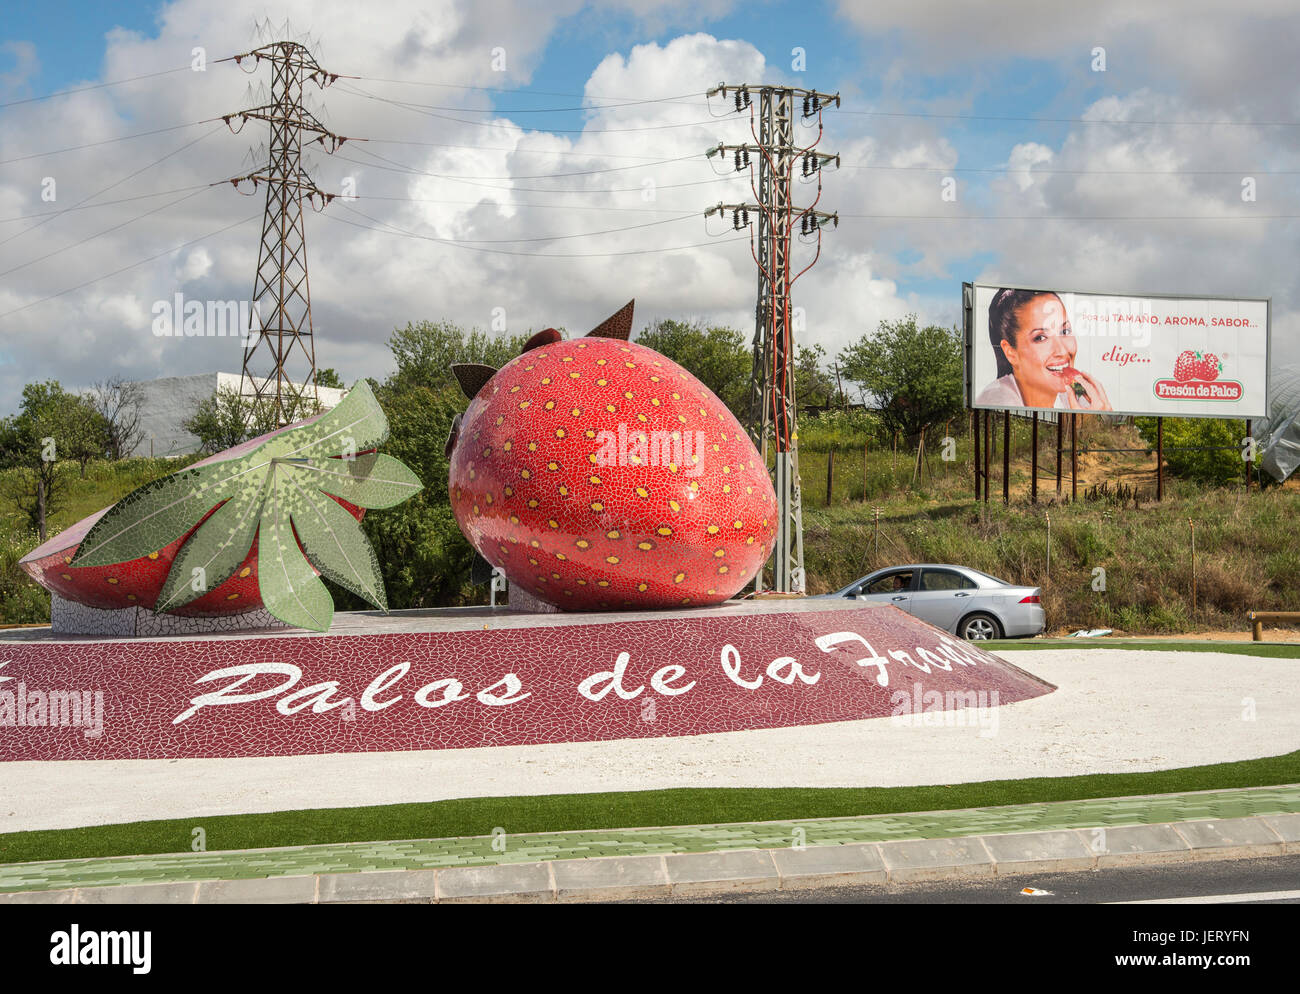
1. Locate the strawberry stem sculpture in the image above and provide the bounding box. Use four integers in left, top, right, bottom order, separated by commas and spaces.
66, 380, 421, 632
446, 300, 779, 611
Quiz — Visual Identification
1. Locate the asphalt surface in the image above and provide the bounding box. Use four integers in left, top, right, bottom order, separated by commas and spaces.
647, 854, 1300, 904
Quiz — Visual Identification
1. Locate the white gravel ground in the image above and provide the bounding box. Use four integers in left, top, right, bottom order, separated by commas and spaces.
4, 649, 1298, 833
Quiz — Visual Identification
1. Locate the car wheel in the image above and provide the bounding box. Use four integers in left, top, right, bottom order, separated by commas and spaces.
959, 612, 1002, 641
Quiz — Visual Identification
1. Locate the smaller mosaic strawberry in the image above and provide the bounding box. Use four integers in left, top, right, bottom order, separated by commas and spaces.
25, 381, 423, 633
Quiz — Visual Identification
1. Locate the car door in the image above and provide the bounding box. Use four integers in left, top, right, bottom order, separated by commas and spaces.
910, 568, 978, 632
854, 568, 915, 614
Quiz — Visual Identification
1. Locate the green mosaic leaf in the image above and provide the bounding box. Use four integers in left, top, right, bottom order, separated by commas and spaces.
256, 477, 334, 632
276, 379, 389, 460
285, 452, 423, 509
71, 464, 245, 568
282, 468, 387, 611
153, 478, 270, 613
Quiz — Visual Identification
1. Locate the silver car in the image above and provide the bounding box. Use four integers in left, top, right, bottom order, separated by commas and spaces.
826, 564, 1045, 640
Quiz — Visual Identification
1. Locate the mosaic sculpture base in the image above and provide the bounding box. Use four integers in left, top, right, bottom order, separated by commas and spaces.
50, 594, 288, 638
0, 600, 1054, 762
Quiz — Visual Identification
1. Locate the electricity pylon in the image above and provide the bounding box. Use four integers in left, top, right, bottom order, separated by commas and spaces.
705, 83, 840, 595
218, 41, 355, 427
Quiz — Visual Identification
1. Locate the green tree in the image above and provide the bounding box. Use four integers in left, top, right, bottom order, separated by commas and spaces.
314, 367, 345, 390
388, 321, 527, 393
1136, 417, 1255, 486
795, 344, 842, 410
0, 381, 103, 539
634, 319, 751, 417
182, 386, 304, 454
838, 316, 964, 439
352, 383, 477, 610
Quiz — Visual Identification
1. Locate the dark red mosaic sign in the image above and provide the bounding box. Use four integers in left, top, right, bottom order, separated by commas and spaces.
0, 608, 1054, 761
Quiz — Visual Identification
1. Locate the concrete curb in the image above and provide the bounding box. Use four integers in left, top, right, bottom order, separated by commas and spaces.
2, 815, 1291, 904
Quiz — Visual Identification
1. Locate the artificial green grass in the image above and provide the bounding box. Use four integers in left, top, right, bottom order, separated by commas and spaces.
990, 639, 1300, 658
3, 749, 1297, 866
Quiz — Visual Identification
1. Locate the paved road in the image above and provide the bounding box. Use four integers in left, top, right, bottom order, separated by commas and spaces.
649, 854, 1300, 904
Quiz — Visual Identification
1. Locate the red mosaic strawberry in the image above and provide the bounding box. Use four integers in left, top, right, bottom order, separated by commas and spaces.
19, 417, 366, 616
1173, 350, 1199, 382
446, 301, 778, 611
1196, 351, 1222, 381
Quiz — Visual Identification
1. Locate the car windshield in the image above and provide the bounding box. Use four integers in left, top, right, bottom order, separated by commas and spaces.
966, 568, 1010, 587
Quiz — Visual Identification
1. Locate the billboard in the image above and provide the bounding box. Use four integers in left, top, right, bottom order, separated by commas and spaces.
964, 284, 1269, 418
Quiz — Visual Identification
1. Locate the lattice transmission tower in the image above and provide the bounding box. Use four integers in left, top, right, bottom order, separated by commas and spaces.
218, 40, 355, 426
705, 83, 840, 595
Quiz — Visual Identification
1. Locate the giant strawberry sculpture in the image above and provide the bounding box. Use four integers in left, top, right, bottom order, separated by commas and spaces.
447, 301, 778, 611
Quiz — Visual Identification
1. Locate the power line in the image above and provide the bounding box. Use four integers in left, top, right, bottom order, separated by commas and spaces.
352, 74, 703, 107
0, 186, 214, 279
336, 146, 737, 194
348, 147, 700, 182
841, 162, 1300, 176
835, 211, 1300, 220
0, 65, 195, 110
0, 124, 225, 249
0, 184, 217, 223
330, 203, 747, 257
0, 213, 259, 321
365, 137, 671, 161
838, 108, 1300, 127
0, 121, 212, 165
333, 82, 728, 134
353, 194, 696, 214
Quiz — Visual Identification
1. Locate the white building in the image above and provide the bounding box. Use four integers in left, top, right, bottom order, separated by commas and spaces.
128, 371, 347, 458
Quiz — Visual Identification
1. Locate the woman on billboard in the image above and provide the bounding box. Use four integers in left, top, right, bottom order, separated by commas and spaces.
975, 289, 1112, 411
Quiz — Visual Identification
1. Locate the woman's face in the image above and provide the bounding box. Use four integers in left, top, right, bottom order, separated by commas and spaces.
1000, 294, 1076, 400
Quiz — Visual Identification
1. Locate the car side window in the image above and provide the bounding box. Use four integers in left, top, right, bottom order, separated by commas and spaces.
920, 569, 976, 591
864, 570, 913, 594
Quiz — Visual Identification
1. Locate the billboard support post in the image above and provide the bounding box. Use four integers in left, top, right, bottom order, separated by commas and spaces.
1070, 414, 1078, 502
1002, 411, 1011, 504
1157, 417, 1164, 501
983, 411, 991, 503
1031, 413, 1039, 504
972, 410, 980, 499
1245, 419, 1252, 491
1056, 417, 1063, 497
